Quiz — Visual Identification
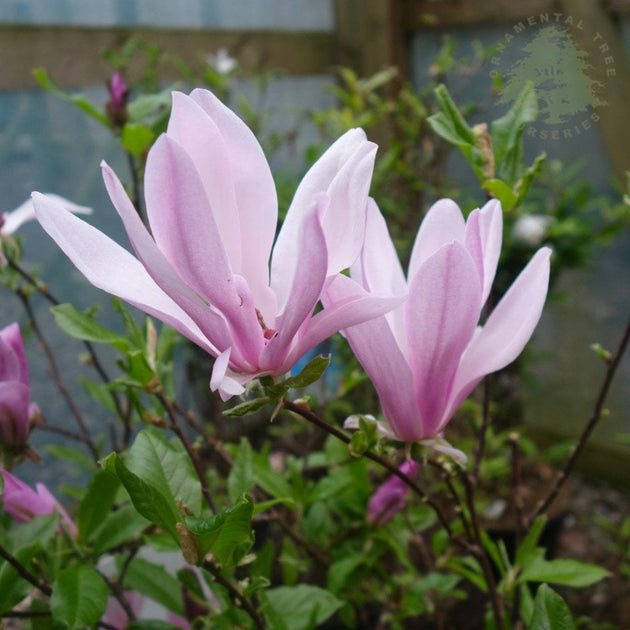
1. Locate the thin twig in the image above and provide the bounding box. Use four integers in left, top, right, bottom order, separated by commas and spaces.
472, 376, 493, 482
281, 399, 455, 539
202, 558, 267, 630
461, 472, 506, 630
8, 257, 128, 423
0, 542, 51, 596
527, 313, 630, 525
17, 290, 99, 461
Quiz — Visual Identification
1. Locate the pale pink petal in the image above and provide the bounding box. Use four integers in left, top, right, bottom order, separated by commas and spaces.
448, 247, 551, 411
210, 348, 246, 400
259, 196, 328, 371
323, 275, 422, 441
188, 89, 278, 299
352, 199, 407, 347
167, 93, 242, 273
144, 136, 264, 363
464, 199, 502, 305
1, 194, 91, 235
407, 198, 466, 282
271, 129, 375, 307
32, 193, 218, 356
101, 163, 236, 357
406, 242, 482, 435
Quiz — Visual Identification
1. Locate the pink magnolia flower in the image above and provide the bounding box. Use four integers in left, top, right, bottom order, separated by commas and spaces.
0, 323, 39, 447
103, 592, 144, 629
0, 469, 76, 537
368, 460, 420, 526
327, 198, 551, 445
33, 89, 400, 399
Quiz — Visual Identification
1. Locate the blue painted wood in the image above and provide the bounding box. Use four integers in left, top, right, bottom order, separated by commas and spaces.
0, 0, 334, 31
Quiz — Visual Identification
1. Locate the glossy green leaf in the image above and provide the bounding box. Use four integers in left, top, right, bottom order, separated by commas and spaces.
528, 584, 575, 630
264, 584, 343, 630
50, 565, 109, 629
78, 469, 120, 544
126, 429, 202, 515
123, 557, 184, 616
185, 494, 254, 567
227, 438, 254, 503
51, 303, 129, 350
519, 555, 611, 587
33, 68, 110, 127
102, 452, 179, 541
121, 123, 155, 157
483, 179, 518, 211
223, 396, 271, 417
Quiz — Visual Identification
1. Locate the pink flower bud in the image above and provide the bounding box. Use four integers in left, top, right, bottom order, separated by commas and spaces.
0, 323, 39, 448
0, 469, 76, 537
367, 460, 420, 526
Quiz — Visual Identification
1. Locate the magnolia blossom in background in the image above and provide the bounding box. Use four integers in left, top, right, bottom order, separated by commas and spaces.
0, 194, 91, 237
34, 89, 401, 399
206, 48, 238, 75
368, 460, 420, 526
0, 323, 40, 448
327, 198, 551, 446
0, 469, 76, 537
106, 72, 129, 128
511, 213, 553, 247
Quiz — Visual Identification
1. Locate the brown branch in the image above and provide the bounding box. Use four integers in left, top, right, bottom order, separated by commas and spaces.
281, 399, 455, 539
202, 559, 267, 630
17, 290, 100, 461
527, 312, 630, 525
0, 542, 51, 597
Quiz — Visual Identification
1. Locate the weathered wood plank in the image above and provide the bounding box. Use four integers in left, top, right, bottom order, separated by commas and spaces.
334, 0, 407, 77
0, 26, 336, 90
401, 0, 558, 29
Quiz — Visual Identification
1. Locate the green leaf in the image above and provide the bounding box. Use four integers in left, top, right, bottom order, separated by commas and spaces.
429, 84, 475, 146
50, 303, 129, 350
264, 584, 343, 630
491, 81, 538, 183
102, 452, 180, 541
123, 557, 184, 616
90, 503, 150, 554
252, 497, 295, 515
121, 123, 155, 157
45, 444, 97, 470
515, 516, 548, 567
283, 355, 330, 390
223, 396, 271, 417
519, 556, 611, 587
327, 555, 365, 595
7, 514, 58, 551
78, 469, 120, 544
33, 68, 111, 127
515, 152, 547, 206
227, 438, 254, 503
50, 565, 109, 629
528, 584, 576, 630
483, 179, 518, 211
185, 494, 254, 567
126, 429, 202, 515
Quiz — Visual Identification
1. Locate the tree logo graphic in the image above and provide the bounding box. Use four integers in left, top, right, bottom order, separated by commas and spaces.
489, 15, 614, 139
